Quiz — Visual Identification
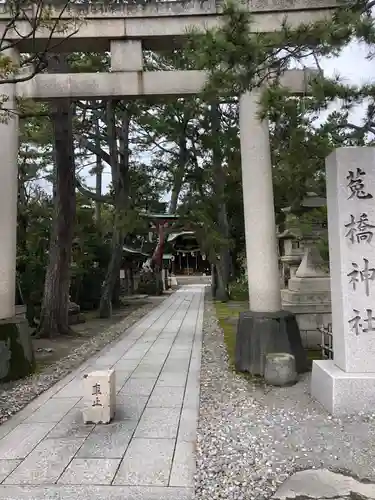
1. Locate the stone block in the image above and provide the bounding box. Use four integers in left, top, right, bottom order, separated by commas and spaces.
235, 310, 308, 376
82, 369, 115, 424
264, 353, 297, 387
311, 359, 375, 415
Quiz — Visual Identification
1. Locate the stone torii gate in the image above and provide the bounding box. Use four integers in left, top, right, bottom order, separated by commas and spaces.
0, 0, 337, 376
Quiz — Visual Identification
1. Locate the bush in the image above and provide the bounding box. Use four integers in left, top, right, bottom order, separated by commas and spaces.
229, 276, 249, 301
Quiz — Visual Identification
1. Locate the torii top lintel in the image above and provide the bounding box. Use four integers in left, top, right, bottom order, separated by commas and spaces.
0, 0, 340, 53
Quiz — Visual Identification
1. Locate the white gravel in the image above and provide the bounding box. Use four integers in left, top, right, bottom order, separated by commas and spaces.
195, 298, 375, 500
0, 300, 161, 425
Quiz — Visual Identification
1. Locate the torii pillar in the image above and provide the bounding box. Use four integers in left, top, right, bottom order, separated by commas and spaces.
0, 45, 35, 382
0, 47, 19, 320
235, 84, 308, 376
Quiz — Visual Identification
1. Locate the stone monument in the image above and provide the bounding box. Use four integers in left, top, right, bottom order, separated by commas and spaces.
82, 369, 116, 424
311, 147, 375, 415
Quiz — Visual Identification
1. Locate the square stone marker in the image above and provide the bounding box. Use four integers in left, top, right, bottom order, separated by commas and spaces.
82, 369, 115, 424
0, 423, 56, 459
76, 421, 137, 459
169, 440, 196, 487
113, 438, 175, 486
311, 147, 375, 414
0, 460, 22, 482
148, 386, 185, 408
25, 397, 81, 423
58, 458, 121, 485
3, 437, 84, 485
134, 407, 181, 439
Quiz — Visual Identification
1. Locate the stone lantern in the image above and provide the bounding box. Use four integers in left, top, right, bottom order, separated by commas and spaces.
281, 193, 331, 349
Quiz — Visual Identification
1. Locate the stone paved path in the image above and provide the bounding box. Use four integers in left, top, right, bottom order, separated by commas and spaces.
0, 285, 204, 500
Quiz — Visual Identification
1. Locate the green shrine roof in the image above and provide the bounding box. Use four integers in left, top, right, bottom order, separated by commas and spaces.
123, 245, 149, 257
139, 212, 180, 220
167, 231, 195, 242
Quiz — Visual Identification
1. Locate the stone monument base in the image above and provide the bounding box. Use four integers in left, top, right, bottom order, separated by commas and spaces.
235, 310, 308, 376
311, 360, 375, 415
0, 313, 35, 382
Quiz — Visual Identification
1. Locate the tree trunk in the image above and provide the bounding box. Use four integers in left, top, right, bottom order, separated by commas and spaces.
215, 260, 229, 302
169, 121, 189, 214
94, 114, 103, 226
37, 69, 76, 337
211, 101, 230, 300
98, 100, 130, 317
99, 218, 125, 317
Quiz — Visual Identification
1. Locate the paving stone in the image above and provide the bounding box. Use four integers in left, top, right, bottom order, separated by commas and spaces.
119, 378, 156, 397
0, 461, 22, 482
0, 423, 56, 459
92, 357, 120, 368
178, 407, 198, 442
148, 386, 185, 408
58, 458, 121, 485
134, 407, 180, 439
115, 395, 148, 420
55, 379, 84, 398
113, 438, 175, 486
112, 359, 141, 371
169, 440, 196, 487
24, 397, 81, 423
183, 383, 200, 410
3, 438, 84, 484
114, 370, 133, 393
76, 422, 137, 459
47, 407, 94, 439
157, 372, 187, 387
141, 354, 167, 365
132, 364, 163, 379
0, 485, 195, 499
163, 359, 190, 373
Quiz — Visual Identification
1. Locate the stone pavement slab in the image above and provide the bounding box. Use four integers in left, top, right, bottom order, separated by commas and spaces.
0, 285, 204, 499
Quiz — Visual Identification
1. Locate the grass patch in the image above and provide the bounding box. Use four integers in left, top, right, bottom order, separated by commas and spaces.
214, 300, 247, 368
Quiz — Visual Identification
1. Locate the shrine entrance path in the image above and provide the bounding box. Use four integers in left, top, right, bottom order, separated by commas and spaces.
0, 285, 204, 500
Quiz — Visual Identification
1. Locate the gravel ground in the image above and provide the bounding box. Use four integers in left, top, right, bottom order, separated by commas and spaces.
195, 298, 375, 500
0, 299, 162, 425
